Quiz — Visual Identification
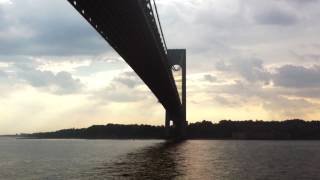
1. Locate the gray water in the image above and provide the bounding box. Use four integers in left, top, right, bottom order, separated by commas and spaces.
1, 138, 320, 180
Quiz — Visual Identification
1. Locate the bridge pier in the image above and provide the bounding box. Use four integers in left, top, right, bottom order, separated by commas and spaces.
165, 112, 187, 140
173, 118, 188, 140
165, 111, 171, 137
165, 49, 187, 140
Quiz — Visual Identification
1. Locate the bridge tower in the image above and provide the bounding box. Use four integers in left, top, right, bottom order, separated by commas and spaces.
166, 49, 187, 139
66, 0, 187, 139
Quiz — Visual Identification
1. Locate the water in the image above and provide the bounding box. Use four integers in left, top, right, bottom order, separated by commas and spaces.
1, 138, 320, 179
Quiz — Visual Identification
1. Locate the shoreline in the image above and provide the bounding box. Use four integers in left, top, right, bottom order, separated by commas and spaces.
11, 137, 320, 141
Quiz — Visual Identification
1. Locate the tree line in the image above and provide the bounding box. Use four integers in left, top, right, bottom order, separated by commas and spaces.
21, 119, 320, 140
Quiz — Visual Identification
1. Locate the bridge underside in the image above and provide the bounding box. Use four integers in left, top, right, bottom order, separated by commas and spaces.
67, 0, 183, 121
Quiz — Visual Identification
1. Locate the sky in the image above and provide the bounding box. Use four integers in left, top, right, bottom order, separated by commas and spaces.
1, 0, 320, 134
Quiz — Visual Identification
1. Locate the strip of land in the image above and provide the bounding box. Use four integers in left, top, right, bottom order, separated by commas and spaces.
18, 119, 320, 140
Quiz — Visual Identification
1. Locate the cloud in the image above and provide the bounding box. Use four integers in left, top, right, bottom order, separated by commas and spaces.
196, 56, 320, 118
215, 58, 320, 94
215, 58, 271, 84
282, 0, 318, 6
253, 8, 298, 26
113, 71, 143, 88
93, 71, 150, 104
0, 0, 11, 5
283, 88, 320, 99
203, 74, 217, 83
214, 58, 320, 99
213, 94, 241, 107
262, 95, 318, 118
96, 86, 145, 103
0, 0, 109, 56
273, 65, 320, 88
0, 70, 7, 78
201, 79, 319, 118
15, 63, 83, 95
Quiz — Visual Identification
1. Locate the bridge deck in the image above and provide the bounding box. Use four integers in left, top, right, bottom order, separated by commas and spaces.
67, 0, 183, 119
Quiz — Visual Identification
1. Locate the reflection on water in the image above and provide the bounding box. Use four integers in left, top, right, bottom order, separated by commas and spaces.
86, 141, 186, 179
1, 139, 320, 179
85, 140, 320, 180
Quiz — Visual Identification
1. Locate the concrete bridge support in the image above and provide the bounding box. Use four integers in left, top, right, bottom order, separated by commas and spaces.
165, 49, 187, 139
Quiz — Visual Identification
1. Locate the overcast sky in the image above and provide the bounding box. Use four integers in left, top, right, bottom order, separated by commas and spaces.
1, 0, 320, 134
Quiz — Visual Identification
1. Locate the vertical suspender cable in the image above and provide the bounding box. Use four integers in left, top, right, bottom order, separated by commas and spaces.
152, 0, 168, 53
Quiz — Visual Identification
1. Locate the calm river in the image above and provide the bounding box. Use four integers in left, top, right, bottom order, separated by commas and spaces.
1, 138, 320, 179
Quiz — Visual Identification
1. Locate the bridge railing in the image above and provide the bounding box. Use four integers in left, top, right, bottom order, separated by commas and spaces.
143, 0, 168, 54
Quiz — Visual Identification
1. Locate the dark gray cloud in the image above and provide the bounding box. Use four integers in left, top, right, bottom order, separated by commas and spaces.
207, 80, 266, 100
92, 71, 149, 104
200, 57, 320, 117
215, 58, 320, 92
0, 0, 109, 56
215, 58, 271, 84
273, 65, 320, 88
15, 63, 83, 94
283, 0, 318, 6
0, 6, 7, 30
284, 88, 320, 99
113, 71, 143, 88
202, 80, 319, 117
0, 70, 7, 78
254, 8, 298, 26
204, 74, 217, 83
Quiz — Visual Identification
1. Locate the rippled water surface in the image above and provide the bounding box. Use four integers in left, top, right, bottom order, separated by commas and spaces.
1, 138, 320, 179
